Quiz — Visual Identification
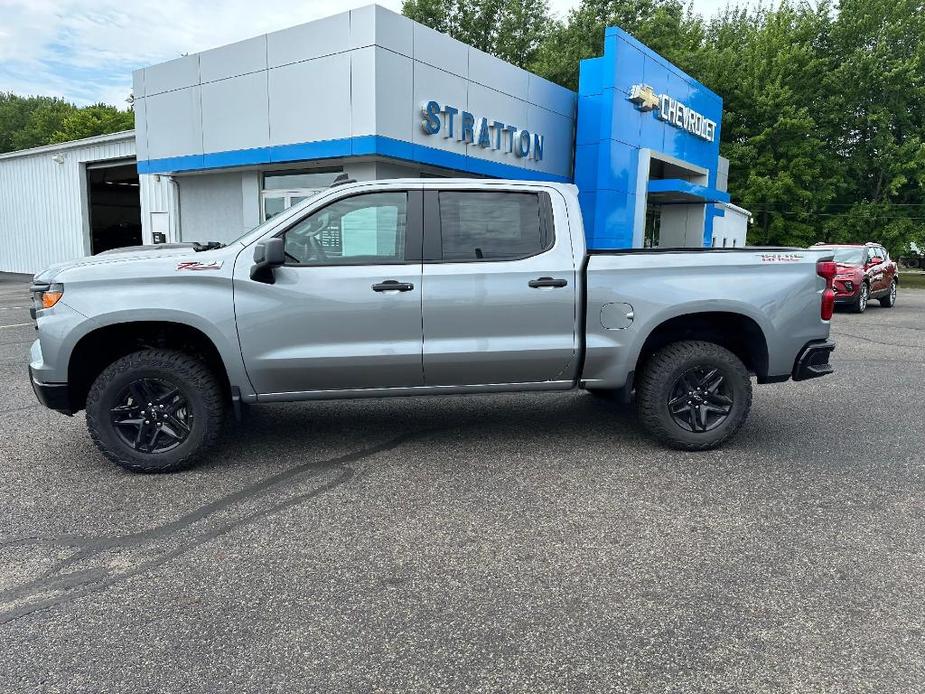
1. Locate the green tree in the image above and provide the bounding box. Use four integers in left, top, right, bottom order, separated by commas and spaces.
403, 0, 552, 68
52, 103, 134, 143
694, 3, 840, 247
531, 0, 704, 91
0, 93, 75, 152
0, 92, 133, 155
821, 0, 925, 256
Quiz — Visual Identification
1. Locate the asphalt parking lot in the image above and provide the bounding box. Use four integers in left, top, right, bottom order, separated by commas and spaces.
1, 273, 923, 693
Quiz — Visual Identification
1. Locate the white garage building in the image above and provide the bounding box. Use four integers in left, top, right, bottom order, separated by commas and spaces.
0, 132, 175, 274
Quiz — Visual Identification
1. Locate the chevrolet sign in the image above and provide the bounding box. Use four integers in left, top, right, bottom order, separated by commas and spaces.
628, 84, 717, 143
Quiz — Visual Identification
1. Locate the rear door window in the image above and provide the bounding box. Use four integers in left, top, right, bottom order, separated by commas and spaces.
437, 191, 551, 262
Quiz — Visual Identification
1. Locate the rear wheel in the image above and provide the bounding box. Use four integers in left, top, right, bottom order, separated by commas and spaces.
86, 349, 225, 472
635, 340, 752, 451
879, 280, 897, 308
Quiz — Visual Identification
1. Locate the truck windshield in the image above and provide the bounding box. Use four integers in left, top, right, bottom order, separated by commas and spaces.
832, 248, 866, 265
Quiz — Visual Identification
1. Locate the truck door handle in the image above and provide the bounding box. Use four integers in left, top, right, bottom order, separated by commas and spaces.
372, 280, 414, 292
528, 277, 568, 288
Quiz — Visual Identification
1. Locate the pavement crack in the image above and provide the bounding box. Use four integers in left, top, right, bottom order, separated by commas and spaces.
0, 430, 424, 625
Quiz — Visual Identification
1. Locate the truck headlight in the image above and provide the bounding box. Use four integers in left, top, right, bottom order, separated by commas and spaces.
31, 282, 64, 312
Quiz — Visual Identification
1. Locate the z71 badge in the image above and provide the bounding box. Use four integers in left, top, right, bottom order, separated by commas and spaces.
177, 260, 224, 271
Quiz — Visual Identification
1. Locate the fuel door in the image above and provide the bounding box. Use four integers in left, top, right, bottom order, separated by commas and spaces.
600, 302, 635, 330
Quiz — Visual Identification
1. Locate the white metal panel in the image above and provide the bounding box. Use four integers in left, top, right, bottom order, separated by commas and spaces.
350, 47, 377, 137
526, 104, 575, 176
268, 54, 351, 145
412, 21, 468, 78
0, 134, 137, 274
267, 12, 350, 68
139, 172, 176, 244
199, 34, 268, 83
372, 47, 413, 141
468, 48, 529, 101
349, 5, 413, 56
178, 171, 245, 244
145, 86, 204, 159
144, 54, 200, 95
201, 71, 270, 153
133, 97, 149, 160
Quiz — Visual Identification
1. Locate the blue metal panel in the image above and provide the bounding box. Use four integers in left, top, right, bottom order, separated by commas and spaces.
591, 189, 637, 249
596, 140, 638, 195
575, 26, 725, 250
577, 57, 604, 96
647, 179, 730, 203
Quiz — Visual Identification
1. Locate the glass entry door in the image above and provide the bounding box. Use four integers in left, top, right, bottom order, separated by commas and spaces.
261, 169, 342, 220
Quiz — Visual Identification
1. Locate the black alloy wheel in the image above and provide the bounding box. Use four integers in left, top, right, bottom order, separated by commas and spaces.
635, 340, 752, 451
110, 377, 193, 453
667, 366, 734, 433
86, 349, 225, 472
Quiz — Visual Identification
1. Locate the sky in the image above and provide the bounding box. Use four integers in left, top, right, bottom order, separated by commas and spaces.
0, 0, 761, 108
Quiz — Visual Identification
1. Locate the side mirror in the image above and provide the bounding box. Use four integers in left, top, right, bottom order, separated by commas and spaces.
250, 238, 285, 283
870, 257, 883, 265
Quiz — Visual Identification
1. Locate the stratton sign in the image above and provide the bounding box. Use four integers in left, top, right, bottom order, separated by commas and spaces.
419, 100, 545, 161
627, 84, 717, 143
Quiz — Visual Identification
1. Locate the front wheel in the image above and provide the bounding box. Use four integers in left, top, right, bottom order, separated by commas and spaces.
86, 349, 226, 472
879, 280, 897, 308
635, 341, 752, 451
851, 282, 869, 313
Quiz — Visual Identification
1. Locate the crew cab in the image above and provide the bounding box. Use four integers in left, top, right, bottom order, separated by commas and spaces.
29, 179, 836, 472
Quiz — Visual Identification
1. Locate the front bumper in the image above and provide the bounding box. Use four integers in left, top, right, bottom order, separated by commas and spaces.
29, 366, 72, 415
833, 279, 861, 303
792, 339, 835, 381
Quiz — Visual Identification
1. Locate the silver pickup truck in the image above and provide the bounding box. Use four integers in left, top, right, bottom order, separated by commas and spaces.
29, 179, 836, 472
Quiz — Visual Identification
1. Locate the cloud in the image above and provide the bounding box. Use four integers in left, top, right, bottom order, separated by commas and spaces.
0, 0, 408, 107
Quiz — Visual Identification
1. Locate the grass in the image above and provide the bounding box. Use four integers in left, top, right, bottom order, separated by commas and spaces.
899, 272, 925, 290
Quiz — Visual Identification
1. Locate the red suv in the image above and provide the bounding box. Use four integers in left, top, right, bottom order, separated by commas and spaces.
813, 243, 898, 312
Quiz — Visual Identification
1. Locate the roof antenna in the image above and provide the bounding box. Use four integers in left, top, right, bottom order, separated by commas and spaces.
330, 173, 356, 187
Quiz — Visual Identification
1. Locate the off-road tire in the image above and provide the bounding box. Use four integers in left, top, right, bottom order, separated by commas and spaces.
851, 282, 869, 313
86, 349, 225, 473
635, 340, 752, 451
879, 280, 897, 308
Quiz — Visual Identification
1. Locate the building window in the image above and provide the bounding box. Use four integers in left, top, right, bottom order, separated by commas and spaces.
261, 168, 342, 220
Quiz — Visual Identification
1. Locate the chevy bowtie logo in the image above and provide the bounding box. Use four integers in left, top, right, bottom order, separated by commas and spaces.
628, 84, 660, 111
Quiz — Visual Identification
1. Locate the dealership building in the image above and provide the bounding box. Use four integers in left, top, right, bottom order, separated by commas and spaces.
0, 4, 749, 274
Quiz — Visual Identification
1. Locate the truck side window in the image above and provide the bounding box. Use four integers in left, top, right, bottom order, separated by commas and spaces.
438, 191, 550, 261
283, 192, 407, 265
